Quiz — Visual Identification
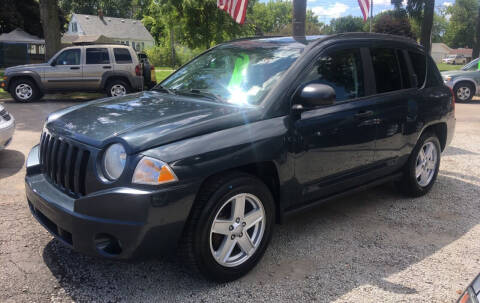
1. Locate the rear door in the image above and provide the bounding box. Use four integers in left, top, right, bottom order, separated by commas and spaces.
82, 47, 111, 90
44, 48, 82, 90
367, 47, 415, 175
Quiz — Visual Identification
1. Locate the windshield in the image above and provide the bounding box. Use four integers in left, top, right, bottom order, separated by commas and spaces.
160, 41, 303, 106
462, 58, 479, 71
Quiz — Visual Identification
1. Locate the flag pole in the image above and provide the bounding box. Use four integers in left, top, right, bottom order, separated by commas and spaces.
369, 0, 373, 32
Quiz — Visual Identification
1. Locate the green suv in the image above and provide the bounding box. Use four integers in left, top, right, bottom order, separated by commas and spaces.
442, 58, 480, 102
0, 44, 144, 103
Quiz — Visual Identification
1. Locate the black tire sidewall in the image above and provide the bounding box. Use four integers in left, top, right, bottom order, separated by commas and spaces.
454, 82, 474, 102
406, 134, 441, 196
106, 80, 131, 97
194, 176, 275, 282
11, 79, 39, 103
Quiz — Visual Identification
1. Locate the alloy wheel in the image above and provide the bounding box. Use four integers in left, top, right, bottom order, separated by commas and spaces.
111, 84, 127, 96
209, 193, 266, 267
456, 86, 471, 101
15, 84, 33, 100
415, 141, 438, 187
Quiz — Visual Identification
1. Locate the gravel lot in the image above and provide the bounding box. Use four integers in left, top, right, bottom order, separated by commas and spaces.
0, 96, 479, 303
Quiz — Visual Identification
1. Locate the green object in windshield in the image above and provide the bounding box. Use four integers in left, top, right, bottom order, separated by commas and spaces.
477, 59, 480, 71
228, 53, 250, 89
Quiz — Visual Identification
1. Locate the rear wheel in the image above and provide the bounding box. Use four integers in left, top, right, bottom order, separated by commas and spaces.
454, 82, 474, 102
180, 172, 275, 282
106, 79, 131, 97
10, 79, 41, 103
397, 132, 441, 197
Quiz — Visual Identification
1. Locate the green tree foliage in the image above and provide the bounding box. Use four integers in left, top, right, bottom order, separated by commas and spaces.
324, 16, 365, 34
372, 10, 416, 39
444, 0, 478, 48
407, 0, 435, 54
59, 0, 136, 18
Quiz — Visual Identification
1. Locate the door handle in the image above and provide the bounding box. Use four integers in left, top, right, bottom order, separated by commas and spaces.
354, 110, 374, 119
70, 67, 80, 70
103, 66, 112, 69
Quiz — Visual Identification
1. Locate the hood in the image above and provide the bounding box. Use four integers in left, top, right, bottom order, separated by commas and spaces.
46, 91, 261, 153
5, 63, 48, 73
441, 70, 469, 77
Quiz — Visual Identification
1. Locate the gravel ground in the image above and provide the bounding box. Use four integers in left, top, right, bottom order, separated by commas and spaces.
0, 96, 479, 303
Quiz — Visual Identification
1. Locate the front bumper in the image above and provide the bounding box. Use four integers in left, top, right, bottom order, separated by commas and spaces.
0, 115, 15, 150
25, 145, 200, 259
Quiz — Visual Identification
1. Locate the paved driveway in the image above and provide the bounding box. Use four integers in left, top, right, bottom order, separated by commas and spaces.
1, 97, 480, 302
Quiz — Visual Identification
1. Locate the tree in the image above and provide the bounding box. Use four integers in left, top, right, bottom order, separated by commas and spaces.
0, 0, 43, 36
39, 0, 62, 59
373, 10, 416, 39
325, 16, 365, 34
407, 0, 435, 54
58, 0, 134, 18
443, 0, 478, 49
473, 5, 480, 59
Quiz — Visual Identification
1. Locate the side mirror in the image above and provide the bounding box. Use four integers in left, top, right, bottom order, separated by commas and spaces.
294, 83, 335, 109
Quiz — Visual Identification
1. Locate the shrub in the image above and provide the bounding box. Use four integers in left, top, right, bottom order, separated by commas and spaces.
145, 44, 204, 68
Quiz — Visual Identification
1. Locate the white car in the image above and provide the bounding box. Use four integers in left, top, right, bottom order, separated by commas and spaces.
0, 104, 15, 150
442, 54, 467, 65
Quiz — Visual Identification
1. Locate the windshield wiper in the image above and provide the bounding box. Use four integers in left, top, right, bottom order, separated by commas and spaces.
176, 89, 226, 103
152, 85, 176, 95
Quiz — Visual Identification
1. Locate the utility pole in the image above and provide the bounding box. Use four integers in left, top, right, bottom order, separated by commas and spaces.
293, 0, 307, 37
369, 0, 373, 32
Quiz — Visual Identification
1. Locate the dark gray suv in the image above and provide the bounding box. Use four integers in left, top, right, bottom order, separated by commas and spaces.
1, 45, 143, 102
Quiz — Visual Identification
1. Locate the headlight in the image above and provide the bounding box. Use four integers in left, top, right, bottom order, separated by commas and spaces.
132, 157, 178, 185
102, 143, 126, 180
444, 76, 452, 82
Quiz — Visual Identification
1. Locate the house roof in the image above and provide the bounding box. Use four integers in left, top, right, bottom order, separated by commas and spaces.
62, 34, 116, 44
450, 48, 473, 56
73, 13, 154, 42
431, 43, 452, 53
0, 28, 45, 44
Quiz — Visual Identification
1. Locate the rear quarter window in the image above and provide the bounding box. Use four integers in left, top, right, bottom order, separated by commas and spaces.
408, 51, 426, 88
114, 48, 133, 64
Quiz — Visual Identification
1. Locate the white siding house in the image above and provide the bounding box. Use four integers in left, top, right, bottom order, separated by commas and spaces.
63, 13, 155, 52
431, 43, 452, 63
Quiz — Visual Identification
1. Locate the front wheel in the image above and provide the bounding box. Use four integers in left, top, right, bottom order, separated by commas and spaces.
397, 132, 441, 197
10, 79, 41, 103
180, 172, 275, 282
454, 82, 474, 102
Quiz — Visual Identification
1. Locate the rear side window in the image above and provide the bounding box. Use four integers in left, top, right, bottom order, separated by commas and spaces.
408, 51, 426, 88
300, 49, 365, 102
370, 48, 402, 93
86, 48, 110, 64
114, 48, 133, 64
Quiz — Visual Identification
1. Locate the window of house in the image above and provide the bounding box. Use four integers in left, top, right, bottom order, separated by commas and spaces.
54, 49, 81, 65
86, 48, 110, 64
114, 48, 133, 64
300, 48, 365, 102
71, 22, 78, 33
370, 48, 402, 93
141, 42, 145, 51
28, 45, 37, 55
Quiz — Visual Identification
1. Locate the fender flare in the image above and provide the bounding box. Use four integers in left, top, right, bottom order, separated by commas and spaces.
7, 71, 43, 92
452, 78, 478, 95
101, 71, 135, 89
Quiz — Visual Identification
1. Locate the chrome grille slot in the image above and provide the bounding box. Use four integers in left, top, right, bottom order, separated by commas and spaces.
39, 132, 90, 196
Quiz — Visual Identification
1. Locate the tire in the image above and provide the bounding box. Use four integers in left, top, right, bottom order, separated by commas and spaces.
106, 79, 131, 97
180, 172, 275, 282
10, 78, 41, 103
397, 132, 441, 197
454, 82, 475, 103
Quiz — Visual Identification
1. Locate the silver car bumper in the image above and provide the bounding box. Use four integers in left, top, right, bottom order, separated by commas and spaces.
0, 115, 15, 150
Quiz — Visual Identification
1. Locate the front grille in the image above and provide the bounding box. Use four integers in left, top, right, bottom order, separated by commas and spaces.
0, 109, 11, 121
40, 132, 90, 197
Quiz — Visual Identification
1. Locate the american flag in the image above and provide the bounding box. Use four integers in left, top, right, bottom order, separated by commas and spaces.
217, 0, 249, 25
358, 0, 370, 22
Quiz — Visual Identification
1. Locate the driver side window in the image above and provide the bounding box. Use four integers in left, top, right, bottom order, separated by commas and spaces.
55, 49, 80, 66
300, 49, 365, 102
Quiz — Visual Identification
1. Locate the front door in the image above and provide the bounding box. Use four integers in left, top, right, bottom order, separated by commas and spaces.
293, 48, 377, 202
44, 48, 82, 90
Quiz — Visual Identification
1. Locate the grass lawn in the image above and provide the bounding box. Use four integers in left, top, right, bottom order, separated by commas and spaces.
437, 63, 462, 72
155, 68, 174, 82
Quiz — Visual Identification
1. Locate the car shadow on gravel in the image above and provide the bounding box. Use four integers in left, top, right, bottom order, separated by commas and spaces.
41, 173, 479, 302
0, 149, 25, 179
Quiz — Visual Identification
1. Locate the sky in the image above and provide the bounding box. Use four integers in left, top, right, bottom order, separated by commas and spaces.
259, 0, 455, 24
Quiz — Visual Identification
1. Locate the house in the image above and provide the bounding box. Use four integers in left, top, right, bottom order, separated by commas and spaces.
62, 13, 155, 52
449, 48, 473, 62
0, 28, 45, 68
431, 43, 452, 63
